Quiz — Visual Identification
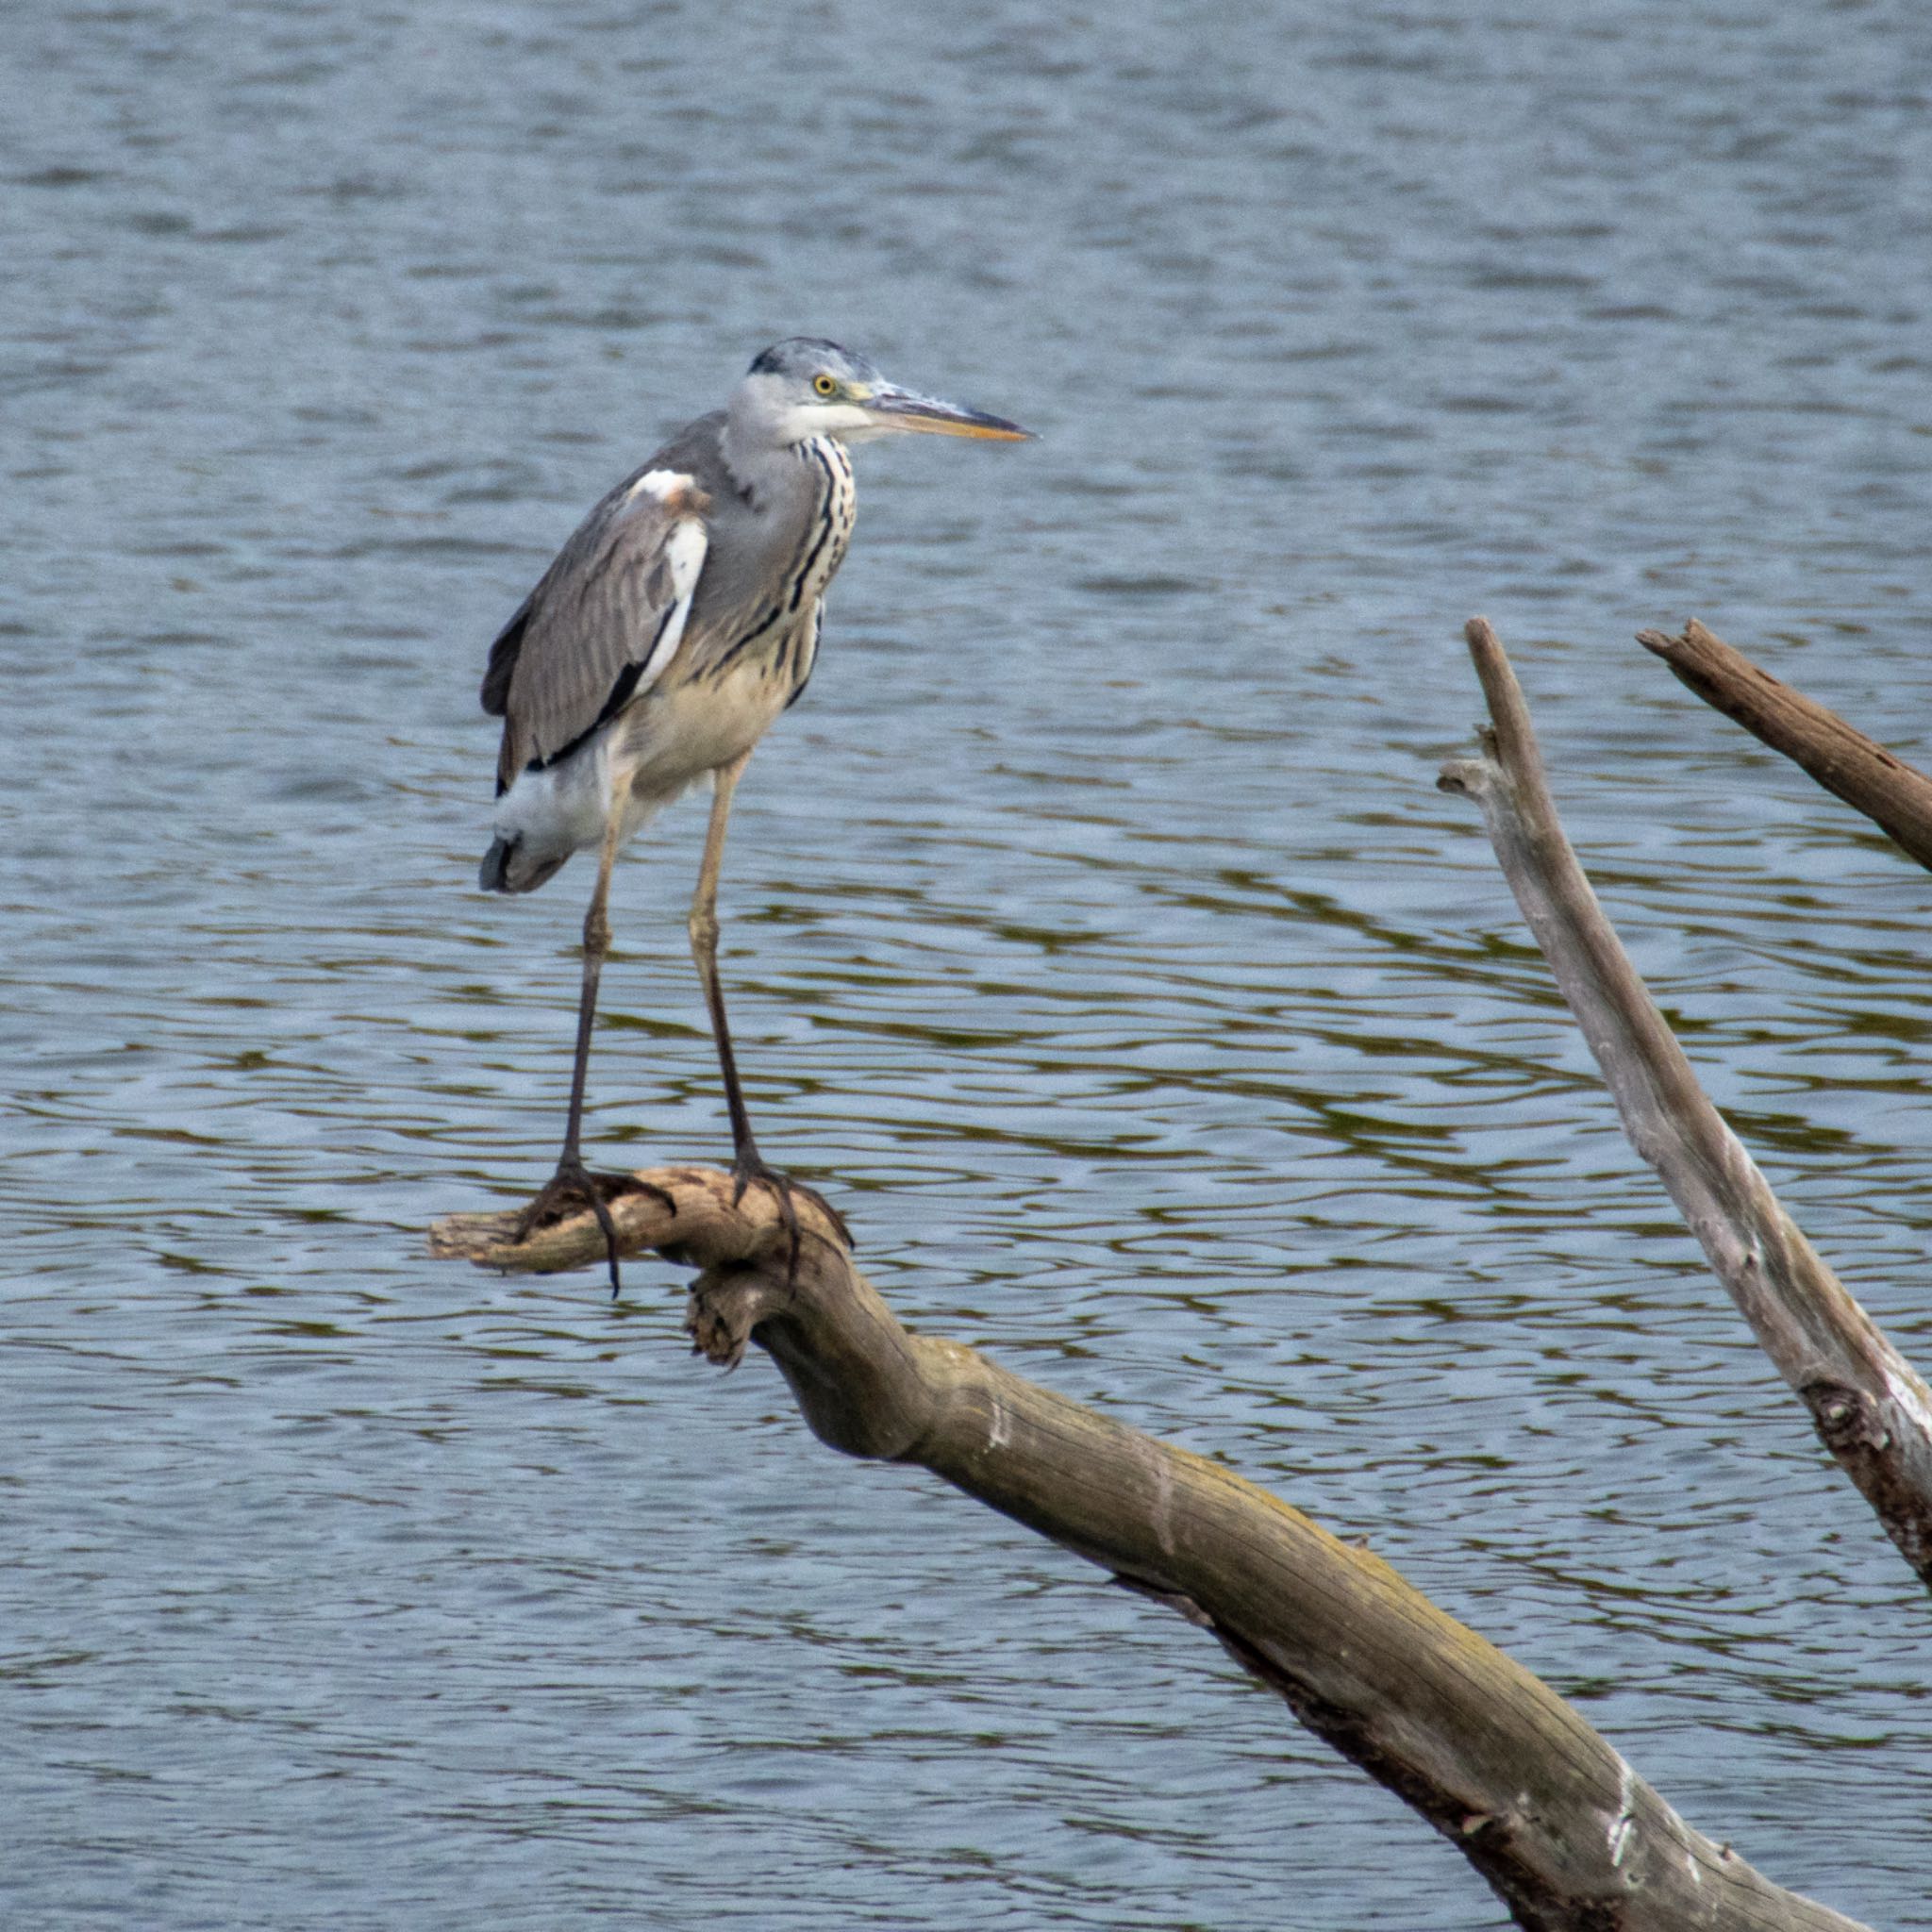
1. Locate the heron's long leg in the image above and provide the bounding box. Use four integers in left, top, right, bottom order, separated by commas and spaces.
514, 808, 630, 1291
688, 752, 761, 1163
558, 807, 626, 1163
687, 754, 851, 1260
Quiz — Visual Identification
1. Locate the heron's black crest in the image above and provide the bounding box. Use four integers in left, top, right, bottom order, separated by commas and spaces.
750, 337, 846, 375
746, 338, 880, 386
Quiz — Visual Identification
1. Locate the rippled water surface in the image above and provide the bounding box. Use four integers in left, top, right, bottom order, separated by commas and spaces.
6, 3, 1932, 1925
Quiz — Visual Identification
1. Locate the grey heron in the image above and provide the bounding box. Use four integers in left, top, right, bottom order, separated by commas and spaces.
478, 338, 1032, 1288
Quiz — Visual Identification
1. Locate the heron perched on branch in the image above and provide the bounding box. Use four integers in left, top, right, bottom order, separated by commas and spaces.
477, 338, 1032, 1288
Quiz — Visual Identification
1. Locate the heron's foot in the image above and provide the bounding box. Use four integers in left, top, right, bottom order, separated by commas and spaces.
728, 1144, 853, 1279
511, 1156, 675, 1298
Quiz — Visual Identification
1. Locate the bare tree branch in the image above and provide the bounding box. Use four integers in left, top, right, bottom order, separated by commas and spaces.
433, 1175, 1874, 1929
1440, 618, 1932, 1592
1638, 619, 1932, 871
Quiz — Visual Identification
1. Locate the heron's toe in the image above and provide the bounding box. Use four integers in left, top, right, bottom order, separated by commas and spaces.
727, 1151, 853, 1255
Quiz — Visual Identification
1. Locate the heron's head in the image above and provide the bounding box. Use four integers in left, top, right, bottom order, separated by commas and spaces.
735, 338, 1032, 448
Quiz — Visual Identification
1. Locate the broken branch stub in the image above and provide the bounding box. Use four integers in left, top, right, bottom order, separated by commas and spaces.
1638, 619, 1932, 873
433, 1174, 1872, 1929
1440, 618, 1932, 1592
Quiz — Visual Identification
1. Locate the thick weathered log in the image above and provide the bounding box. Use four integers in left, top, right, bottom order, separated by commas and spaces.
1440, 619, 1932, 1593
433, 1175, 1870, 1929
1637, 619, 1932, 871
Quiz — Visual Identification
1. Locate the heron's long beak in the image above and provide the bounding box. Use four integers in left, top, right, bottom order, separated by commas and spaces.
860, 385, 1033, 440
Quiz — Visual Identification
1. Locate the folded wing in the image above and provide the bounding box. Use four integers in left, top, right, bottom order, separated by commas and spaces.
482, 469, 711, 795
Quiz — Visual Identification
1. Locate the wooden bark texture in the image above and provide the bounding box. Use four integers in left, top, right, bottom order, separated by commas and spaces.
1638, 619, 1932, 871
432, 1173, 1871, 1929
1440, 619, 1932, 1593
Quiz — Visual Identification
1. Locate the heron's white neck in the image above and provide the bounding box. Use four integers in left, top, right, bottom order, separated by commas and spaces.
723, 386, 839, 499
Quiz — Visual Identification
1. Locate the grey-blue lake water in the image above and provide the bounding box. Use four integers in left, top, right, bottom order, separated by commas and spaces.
5, 2, 1930, 1925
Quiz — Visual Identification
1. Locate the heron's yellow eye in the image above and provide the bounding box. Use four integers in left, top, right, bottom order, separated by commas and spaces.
812, 374, 838, 397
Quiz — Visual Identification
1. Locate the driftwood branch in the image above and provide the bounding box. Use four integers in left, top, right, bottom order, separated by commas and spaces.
1440, 619, 1932, 1592
1638, 618, 1932, 872
434, 1175, 1870, 1929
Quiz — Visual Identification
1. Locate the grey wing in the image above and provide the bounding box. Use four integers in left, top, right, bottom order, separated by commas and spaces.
483, 469, 711, 794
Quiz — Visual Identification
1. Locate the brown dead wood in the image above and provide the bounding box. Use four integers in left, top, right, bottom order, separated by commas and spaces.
1638, 618, 1932, 870
1441, 618, 1932, 1594
433, 1170, 1871, 1930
